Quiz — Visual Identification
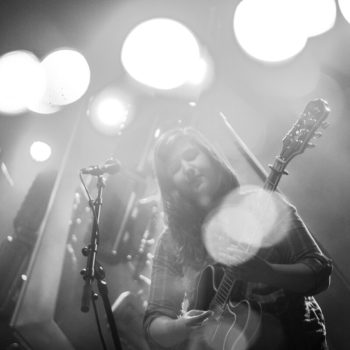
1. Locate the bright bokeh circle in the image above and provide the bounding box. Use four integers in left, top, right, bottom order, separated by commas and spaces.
41, 49, 90, 106
121, 18, 201, 90
96, 98, 128, 127
234, 0, 306, 62
297, 0, 336, 37
30, 141, 52, 162
202, 187, 291, 266
88, 88, 133, 135
233, 0, 336, 63
339, 0, 350, 24
0, 51, 46, 114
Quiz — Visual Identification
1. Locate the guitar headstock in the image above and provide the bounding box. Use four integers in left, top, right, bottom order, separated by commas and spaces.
280, 98, 330, 164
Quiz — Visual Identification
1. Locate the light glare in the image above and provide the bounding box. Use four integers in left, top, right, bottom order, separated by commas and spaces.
41, 49, 90, 106
339, 0, 350, 24
0, 51, 46, 114
203, 187, 291, 266
298, 0, 336, 37
96, 98, 128, 127
30, 141, 52, 162
234, 0, 307, 62
88, 88, 133, 135
187, 57, 208, 85
233, 0, 336, 63
121, 18, 201, 90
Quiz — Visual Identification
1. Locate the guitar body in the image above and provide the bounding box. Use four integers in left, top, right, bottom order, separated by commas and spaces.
188, 265, 261, 350
203, 301, 261, 350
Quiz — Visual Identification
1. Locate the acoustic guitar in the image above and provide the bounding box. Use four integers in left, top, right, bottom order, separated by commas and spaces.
187, 99, 330, 350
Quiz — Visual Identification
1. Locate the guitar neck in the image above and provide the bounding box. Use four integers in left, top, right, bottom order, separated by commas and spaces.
263, 157, 287, 192
209, 267, 236, 312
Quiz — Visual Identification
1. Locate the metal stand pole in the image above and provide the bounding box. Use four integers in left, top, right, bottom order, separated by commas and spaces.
80, 175, 123, 350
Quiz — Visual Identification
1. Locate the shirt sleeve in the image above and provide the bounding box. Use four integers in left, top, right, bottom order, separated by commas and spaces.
143, 230, 185, 346
278, 199, 333, 295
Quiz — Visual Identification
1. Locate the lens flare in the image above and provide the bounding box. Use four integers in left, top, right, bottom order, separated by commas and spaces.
203, 186, 291, 266
30, 141, 52, 162
121, 18, 201, 90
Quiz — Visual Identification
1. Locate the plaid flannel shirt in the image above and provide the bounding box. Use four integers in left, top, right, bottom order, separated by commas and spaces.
144, 195, 332, 350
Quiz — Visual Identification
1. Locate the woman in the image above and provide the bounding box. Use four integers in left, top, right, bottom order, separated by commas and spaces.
143, 127, 332, 349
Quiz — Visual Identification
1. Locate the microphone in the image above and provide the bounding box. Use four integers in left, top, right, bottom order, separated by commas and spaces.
80, 159, 121, 176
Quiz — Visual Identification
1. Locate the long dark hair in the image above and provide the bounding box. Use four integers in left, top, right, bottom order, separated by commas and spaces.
154, 127, 240, 268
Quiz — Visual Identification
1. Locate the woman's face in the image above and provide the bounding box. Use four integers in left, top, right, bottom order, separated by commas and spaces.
165, 140, 222, 208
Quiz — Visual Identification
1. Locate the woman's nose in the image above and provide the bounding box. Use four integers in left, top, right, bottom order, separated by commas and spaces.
182, 162, 196, 179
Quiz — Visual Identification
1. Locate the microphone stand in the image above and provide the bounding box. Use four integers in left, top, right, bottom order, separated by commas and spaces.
80, 174, 123, 350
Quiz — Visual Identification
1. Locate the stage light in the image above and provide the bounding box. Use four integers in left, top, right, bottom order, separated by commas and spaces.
121, 18, 201, 90
96, 98, 128, 126
233, 0, 336, 63
88, 88, 133, 135
298, 0, 336, 37
40, 49, 90, 106
27, 97, 61, 115
0, 51, 46, 115
234, 0, 306, 63
187, 57, 208, 85
339, 0, 350, 24
30, 141, 52, 162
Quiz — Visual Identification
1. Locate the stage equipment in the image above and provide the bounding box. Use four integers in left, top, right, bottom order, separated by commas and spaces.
0, 170, 57, 320
79, 164, 123, 350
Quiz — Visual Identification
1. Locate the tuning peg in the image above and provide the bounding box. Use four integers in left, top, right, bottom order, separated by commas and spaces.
147, 252, 154, 260
307, 143, 316, 148
313, 132, 322, 138
321, 122, 330, 129
145, 238, 155, 246
81, 246, 89, 256
126, 254, 133, 261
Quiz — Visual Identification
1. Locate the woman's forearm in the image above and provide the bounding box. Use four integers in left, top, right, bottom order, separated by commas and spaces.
264, 262, 319, 293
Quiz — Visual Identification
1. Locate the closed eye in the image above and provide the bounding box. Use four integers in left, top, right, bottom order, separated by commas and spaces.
168, 147, 199, 175
168, 159, 181, 174
183, 148, 199, 161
